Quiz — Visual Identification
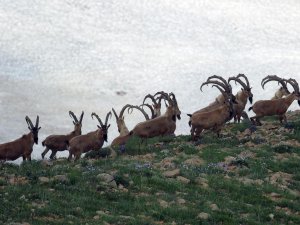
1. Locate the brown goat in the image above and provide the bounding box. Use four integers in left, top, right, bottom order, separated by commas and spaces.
41, 111, 84, 159
249, 78, 300, 125
130, 92, 181, 139
68, 112, 111, 161
111, 105, 149, 147
228, 74, 253, 123
261, 75, 290, 100
0, 116, 41, 161
188, 83, 235, 140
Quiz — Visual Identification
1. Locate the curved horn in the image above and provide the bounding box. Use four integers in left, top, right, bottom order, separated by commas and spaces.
127, 105, 150, 120
155, 91, 172, 105
211, 85, 228, 99
112, 108, 119, 121
91, 112, 104, 127
25, 116, 34, 129
79, 111, 84, 124
207, 75, 232, 92
286, 78, 299, 93
143, 94, 157, 105
119, 104, 133, 118
200, 80, 229, 93
169, 92, 178, 105
207, 75, 227, 85
261, 75, 288, 91
236, 74, 250, 88
69, 111, 79, 123
140, 104, 155, 119
228, 76, 247, 90
105, 111, 112, 126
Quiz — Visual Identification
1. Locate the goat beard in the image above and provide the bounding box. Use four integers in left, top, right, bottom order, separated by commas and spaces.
103, 134, 108, 142
249, 97, 253, 104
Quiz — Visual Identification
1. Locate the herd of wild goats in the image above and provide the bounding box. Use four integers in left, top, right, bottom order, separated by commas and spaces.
0, 74, 300, 162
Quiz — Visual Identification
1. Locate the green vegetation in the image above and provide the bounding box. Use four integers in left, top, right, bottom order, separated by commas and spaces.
1, 112, 300, 224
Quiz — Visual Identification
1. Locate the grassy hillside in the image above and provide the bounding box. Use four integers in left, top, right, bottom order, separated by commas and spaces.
1, 111, 300, 225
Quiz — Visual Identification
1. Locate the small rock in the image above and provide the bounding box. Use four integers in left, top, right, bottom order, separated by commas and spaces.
183, 157, 205, 166
177, 198, 186, 204
197, 212, 209, 220
96, 210, 106, 215
93, 215, 100, 220
41, 160, 53, 167
97, 173, 114, 183
158, 199, 168, 208
39, 177, 50, 183
269, 213, 274, 220
210, 203, 219, 211
163, 169, 180, 178
53, 175, 68, 183
176, 176, 190, 184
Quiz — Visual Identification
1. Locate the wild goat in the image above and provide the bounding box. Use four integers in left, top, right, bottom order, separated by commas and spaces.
41, 111, 84, 159
249, 78, 300, 125
0, 116, 41, 161
111, 105, 150, 147
205, 75, 233, 106
228, 74, 253, 123
261, 75, 290, 99
188, 84, 235, 140
187, 76, 234, 127
68, 112, 111, 161
198, 75, 234, 112
130, 92, 181, 139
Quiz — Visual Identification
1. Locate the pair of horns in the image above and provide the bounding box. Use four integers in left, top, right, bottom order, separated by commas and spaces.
91, 111, 112, 127
25, 115, 39, 130
69, 111, 84, 124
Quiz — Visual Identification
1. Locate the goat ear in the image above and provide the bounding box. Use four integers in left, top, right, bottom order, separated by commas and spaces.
28, 126, 31, 130
107, 124, 111, 129
38, 127, 41, 130
73, 121, 75, 125
97, 125, 101, 129
187, 114, 192, 117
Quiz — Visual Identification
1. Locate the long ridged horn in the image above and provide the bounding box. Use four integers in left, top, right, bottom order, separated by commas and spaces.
169, 92, 178, 105
112, 108, 119, 121
286, 78, 299, 93
236, 74, 250, 88
261, 75, 289, 92
143, 94, 157, 105
91, 112, 104, 127
207, 75, 232, 92
69, 111, 79, 123
35, 115, 39, 128
25, 116, 34, 129
211, 85, 228, 99
228, 76, 247, 90
140, 104, 155, 119
155, 91, 172, 106
200, 80, 229, 93
119, 104, 133, 118
105, 111, 112, 126
127, 105, 150, 120
79, 111, 84, 124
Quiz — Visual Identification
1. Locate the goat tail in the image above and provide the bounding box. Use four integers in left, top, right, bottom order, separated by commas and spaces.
248, 107, 253, 112
42, 140, 45, 147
